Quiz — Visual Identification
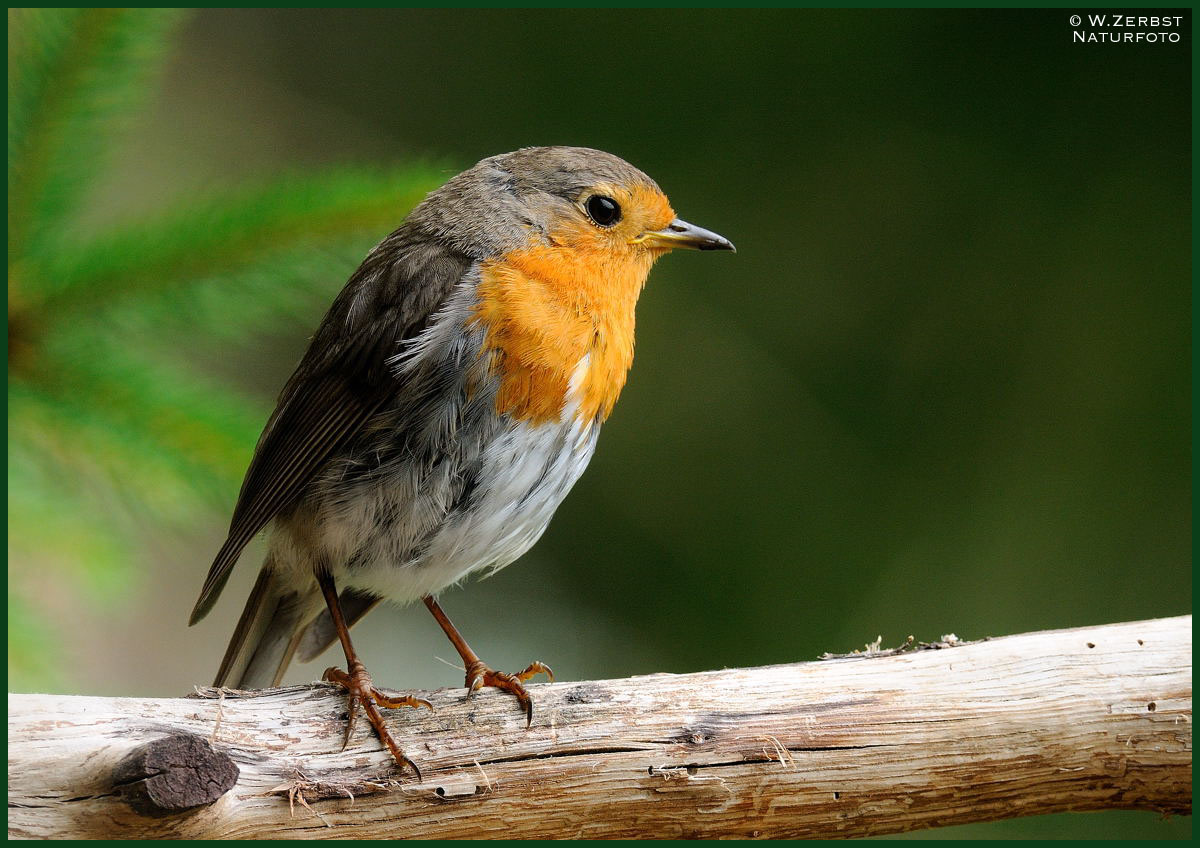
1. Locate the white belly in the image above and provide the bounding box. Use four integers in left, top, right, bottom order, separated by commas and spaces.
342, 414, 598, 602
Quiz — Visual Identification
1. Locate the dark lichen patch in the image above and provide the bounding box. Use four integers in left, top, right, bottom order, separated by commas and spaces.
673, 725, 718, 746
563, 684, 612, 704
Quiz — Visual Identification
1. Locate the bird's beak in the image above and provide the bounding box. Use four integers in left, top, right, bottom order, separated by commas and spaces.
632, 218, 736, 252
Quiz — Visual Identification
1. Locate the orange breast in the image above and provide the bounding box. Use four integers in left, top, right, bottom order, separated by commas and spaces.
474, 235, 657, 425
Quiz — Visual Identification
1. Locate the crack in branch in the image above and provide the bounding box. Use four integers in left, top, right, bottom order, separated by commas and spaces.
473, 745, 653, 766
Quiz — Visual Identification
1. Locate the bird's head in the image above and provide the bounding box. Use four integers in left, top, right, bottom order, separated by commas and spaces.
416, 146, 734, 263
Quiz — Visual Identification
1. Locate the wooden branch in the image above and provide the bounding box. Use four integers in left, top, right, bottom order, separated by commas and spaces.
7, 616, 1191, 839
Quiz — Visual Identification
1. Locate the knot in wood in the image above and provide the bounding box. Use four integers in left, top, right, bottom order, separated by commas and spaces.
112, 732, 239, 817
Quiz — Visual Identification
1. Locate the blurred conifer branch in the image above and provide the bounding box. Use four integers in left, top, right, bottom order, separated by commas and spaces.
7, 9, 447, 688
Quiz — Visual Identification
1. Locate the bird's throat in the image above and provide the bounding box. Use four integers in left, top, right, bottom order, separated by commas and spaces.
474, 243, 653, 425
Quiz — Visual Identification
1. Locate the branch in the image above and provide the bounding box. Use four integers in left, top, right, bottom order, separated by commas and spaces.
7, 616, 1191, 838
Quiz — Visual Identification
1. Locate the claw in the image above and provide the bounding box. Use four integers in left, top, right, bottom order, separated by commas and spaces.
464, 660, 487, 697
322, 663, 427, 776
375, 691, 435, 712
460, 659, 553, 727
516, 660, 554, 684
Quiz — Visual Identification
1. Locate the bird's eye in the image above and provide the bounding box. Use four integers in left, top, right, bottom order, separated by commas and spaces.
585, 195, 622, 227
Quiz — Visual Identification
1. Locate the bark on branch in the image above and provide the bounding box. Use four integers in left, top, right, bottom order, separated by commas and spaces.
7, 615, 1191, 838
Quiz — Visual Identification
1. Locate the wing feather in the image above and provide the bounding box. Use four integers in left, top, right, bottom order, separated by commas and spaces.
190, 236, 472, 625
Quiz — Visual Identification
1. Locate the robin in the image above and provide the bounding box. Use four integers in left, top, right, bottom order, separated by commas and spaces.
189, 146, 734, 772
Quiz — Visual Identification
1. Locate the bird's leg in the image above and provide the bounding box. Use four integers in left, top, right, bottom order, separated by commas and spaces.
422, 595, 553, 727
317, 570, 431, 774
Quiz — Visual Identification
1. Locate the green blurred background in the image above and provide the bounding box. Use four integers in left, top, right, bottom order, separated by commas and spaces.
7, 8, 1190, 839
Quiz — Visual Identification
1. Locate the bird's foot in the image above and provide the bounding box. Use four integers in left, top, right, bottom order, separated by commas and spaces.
463, 659, 554, 727
323, 661, 432, 775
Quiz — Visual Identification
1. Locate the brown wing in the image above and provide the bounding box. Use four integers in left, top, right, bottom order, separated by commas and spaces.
189, 236, 472, 625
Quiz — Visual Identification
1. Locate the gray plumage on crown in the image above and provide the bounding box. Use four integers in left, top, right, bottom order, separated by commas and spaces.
406, 146, 661, 257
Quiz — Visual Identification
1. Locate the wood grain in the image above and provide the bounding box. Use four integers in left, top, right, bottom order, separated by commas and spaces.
7, 615, 1191, 838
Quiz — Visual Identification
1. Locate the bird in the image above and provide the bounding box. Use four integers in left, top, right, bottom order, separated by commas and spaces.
189, 146, 734, 773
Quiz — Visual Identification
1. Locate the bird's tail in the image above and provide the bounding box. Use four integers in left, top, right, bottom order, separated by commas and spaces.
213, 562, 322, 689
